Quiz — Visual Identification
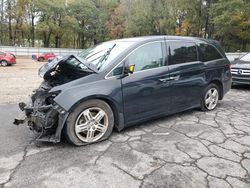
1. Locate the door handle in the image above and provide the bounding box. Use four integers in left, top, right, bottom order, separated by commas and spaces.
159, 75, 180, 82
169, 75, 180, 81
159, 78, 170, 82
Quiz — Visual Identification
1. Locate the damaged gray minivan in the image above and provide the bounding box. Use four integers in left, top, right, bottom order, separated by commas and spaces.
14, 36, 232, 146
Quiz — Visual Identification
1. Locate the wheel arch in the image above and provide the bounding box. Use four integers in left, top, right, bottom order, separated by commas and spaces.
209, 79, 224, 100
67, 95, 123, 131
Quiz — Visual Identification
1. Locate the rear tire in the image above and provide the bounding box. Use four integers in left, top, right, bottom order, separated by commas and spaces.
38, 57, 44, 62
65, 99, 114, 146
201, 83, 219, 111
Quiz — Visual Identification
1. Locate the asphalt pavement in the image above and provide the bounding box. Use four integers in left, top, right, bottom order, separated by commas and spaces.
0, 86, 250, 188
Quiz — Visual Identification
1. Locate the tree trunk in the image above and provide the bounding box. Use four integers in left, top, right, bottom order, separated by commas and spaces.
242, 40, 247, 51
73, 36, 76, 49
21, 29, 24, 46
43, 30, 51, 47
0, 0, 3, 44
78, 33, 81, 48
31, 15, 35, 47
81, 32, 85, 49
205, 0, 213, 39
79, 20, 85, 49
7, 2, 12, 45
8, 16, 12, 45
14, 18, 20, 46
197, 0, 202, 37
43, 32, 46, 47
204, 16, 208, 38
55, 15, 62, 48
55, 36, 61, 48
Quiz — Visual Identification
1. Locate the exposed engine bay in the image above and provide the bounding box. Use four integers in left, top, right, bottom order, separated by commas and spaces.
40, 55, 94, 86
13, 55, 96, 142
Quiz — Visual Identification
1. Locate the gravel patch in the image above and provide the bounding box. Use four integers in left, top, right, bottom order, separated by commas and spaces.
0, 59, 45, 104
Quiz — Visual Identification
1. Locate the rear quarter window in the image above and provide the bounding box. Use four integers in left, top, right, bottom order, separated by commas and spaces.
199, 43, 223, 62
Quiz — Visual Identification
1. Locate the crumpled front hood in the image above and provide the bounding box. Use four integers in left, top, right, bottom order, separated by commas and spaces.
38, 55, 98, 78
49, 72, 102, 93
38, 56, 67, 78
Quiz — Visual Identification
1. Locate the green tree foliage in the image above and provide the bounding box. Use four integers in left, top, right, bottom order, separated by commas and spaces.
0, 0, 249, 51
106, 2, 126, 39
211, 0, 250, 51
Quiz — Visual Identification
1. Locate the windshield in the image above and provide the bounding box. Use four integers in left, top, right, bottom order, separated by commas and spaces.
240, 53, 250, 62
78, 41, 134, 71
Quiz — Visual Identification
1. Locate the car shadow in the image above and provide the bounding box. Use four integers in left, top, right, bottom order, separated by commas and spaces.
116, 109, 195, 133
33, 84, 249, 148
33, 136, 72, 148
231, 84, 250, 91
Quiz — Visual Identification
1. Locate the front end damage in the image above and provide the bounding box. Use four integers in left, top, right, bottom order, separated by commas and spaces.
13, 55, 96, 143
14, 82, 69, 143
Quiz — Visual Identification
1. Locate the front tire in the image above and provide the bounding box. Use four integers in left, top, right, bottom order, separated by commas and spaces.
201, 84, 219, 111
65, 99, 114, 146
1, 60, 8, 66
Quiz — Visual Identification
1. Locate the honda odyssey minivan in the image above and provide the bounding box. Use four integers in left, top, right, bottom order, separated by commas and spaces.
14, 36, 232, 146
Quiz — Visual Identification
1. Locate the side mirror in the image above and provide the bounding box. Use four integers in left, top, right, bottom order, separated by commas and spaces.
128, 64, 135, 74
124, 64, 135, 75
234, 57, 239, 61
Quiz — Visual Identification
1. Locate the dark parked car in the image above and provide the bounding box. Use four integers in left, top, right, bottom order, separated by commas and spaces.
14, 36, 232, 146
0, 51, 16, 66
231, 52, 250, 85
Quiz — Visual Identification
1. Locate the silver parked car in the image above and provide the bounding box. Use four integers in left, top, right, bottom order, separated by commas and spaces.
231, 52, 250, 85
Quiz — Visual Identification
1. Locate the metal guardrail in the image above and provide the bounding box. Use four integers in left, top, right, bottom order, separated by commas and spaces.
0, 46, 82, 56
0, 45, 248, 61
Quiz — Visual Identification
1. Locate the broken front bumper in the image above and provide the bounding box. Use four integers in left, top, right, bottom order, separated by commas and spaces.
14, 102, 69, 143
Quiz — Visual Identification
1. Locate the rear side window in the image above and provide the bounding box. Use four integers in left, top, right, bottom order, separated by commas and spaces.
168, 42, 198, 65
199, 43, 223, 62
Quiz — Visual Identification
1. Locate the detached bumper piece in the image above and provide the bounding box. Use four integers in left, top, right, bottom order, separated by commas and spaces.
13, 102, 29, 125
14, 102, 69, 143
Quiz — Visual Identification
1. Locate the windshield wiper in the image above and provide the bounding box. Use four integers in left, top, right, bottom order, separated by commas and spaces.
96, 44, 116, 70
74, 55, 98, 73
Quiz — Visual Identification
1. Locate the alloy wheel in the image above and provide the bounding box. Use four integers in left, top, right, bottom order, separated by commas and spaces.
74, 107, 109, 143
1, 61, 8, 66
205, 88, 219, 110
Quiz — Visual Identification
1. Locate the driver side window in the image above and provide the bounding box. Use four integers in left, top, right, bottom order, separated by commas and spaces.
126, 42, 164, 72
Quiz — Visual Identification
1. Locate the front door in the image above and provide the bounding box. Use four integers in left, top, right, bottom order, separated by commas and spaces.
121, 41, 171, 124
